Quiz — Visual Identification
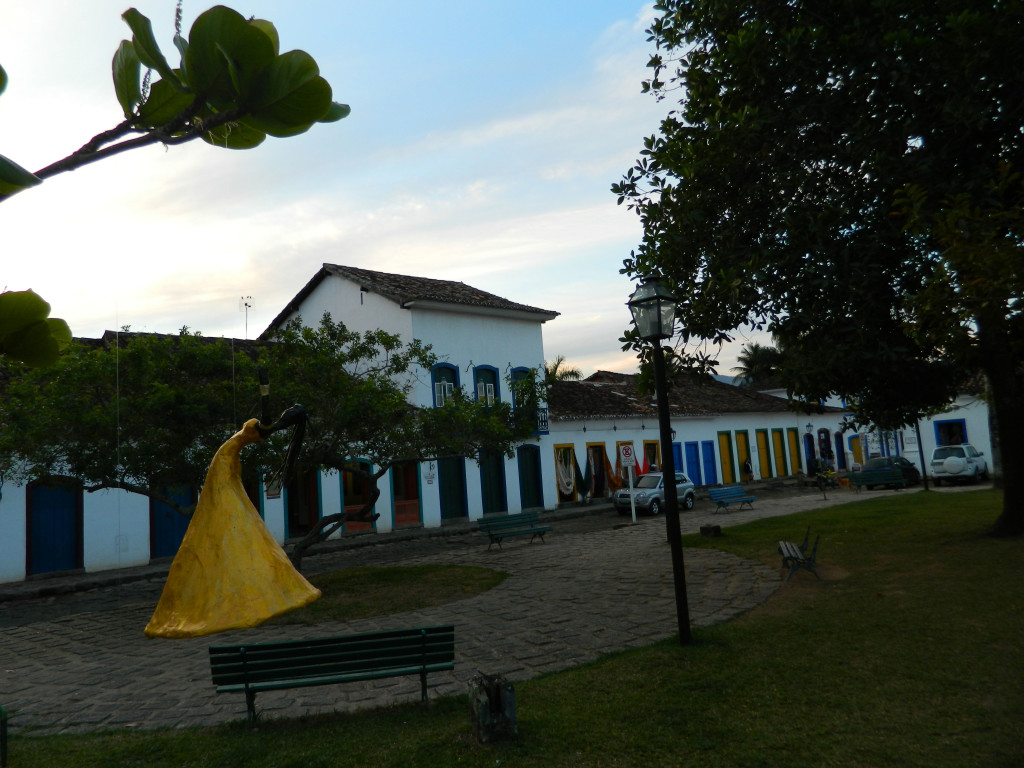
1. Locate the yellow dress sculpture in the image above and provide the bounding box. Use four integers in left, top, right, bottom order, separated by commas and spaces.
145, 418, 321, 638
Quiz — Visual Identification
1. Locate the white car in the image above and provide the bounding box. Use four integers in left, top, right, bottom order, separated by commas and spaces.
613, 471, 696, 515
930, 444, 989, 485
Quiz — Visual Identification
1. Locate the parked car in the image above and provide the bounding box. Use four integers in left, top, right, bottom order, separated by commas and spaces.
930, 444, 988, 485
856, 456, 922, 489
613, 471, 696, 515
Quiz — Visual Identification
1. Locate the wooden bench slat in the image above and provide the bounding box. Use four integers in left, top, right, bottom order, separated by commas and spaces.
209, 625, 455, 726
708, 485, 757, 512
478, 511, 552, 550
777, 526, 820, 581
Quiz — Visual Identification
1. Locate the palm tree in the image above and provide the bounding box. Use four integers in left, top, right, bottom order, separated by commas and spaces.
544, 356, 582, 385
731, 342, 782, 388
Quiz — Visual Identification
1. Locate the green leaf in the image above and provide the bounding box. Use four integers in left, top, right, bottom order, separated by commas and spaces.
136, 76, 195, 127
184, 6, 275, 106
320, 101, 351, 123
245, 51, 333, 136
0, 153, 41, 197
202, 120, 266, 149
250, 19, 280, 55
0, 290, 70, 367
0, 63, 7, 96
112, 40, 142, 117
121, 8, 183, 90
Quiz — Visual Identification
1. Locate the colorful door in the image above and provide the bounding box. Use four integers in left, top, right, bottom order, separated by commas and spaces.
392, 461, 421, 527
438, 457, 468, 519
701, 441, 718, 485
803, 434, 816, 473
735, 431, 752, 482
771, 429, 789, 476
286, 468, 321, 537
684, 442, 702, 485
555, 445, 577, 503
850, 435, 864, 465
27, 479, 82, 576
343, 461, 376, 532
517, 445, 544, 509
756, 429, 773, 479
717, 432, 736, 484
479, 451, 507, 515
787, 428, 802, 473
150, 485, 196, 559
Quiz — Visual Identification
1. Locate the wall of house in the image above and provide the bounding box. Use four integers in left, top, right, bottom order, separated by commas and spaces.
0, 482, 28, 583
281, 275, 414, 339
543, 410, 857, 502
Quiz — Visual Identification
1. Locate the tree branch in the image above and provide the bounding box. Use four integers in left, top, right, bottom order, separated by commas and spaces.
31, 101, 244, 183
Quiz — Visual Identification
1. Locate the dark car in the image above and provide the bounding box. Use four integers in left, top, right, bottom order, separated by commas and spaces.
857, 456, 921, 489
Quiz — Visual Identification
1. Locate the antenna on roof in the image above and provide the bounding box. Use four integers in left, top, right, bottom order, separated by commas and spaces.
239, 295, 254, 339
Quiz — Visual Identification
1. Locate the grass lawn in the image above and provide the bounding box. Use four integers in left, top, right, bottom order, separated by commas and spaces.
11, 489, 1023, 767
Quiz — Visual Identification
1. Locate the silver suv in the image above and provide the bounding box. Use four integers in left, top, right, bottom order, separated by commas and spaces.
930, 444, 989, 485
613, 471, 696, 515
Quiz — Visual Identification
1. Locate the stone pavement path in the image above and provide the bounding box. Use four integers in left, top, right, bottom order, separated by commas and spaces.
0, 486, 871, 734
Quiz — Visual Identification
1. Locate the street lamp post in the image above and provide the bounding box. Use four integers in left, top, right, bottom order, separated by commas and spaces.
627, 278, 692, 645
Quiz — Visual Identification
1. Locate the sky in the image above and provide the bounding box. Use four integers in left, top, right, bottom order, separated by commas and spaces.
1, 0, 754, 377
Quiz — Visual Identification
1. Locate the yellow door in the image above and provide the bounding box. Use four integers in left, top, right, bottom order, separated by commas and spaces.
756, 429, 772, 478
717, 432, 736, 484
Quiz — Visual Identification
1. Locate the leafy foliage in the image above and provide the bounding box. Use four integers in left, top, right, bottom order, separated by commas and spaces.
0, 330, 252, 505
0, 317, 542, 561
0, 290, 71, 367
614, 0, 1023, 533
260, 314, 543, 565
0, 4, 349, 201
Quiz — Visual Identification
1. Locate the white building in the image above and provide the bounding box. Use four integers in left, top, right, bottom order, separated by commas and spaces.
0, 266, 995, 585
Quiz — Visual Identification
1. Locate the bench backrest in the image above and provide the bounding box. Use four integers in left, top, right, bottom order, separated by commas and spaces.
708, 486, 748, 500
209, 625, 455, 687
478, 511, 542, 531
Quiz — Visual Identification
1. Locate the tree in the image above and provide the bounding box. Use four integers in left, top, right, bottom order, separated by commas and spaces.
731, 341, 782, 388
0, 329, 258, 510
544, 355, 582, 385
613, 1, 1023, 535
0, 4, 348, 202
261, 315, 544, 568
0, 318, 543, 569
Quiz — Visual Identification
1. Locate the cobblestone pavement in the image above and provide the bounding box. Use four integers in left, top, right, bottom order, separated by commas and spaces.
0, 485, 891, 734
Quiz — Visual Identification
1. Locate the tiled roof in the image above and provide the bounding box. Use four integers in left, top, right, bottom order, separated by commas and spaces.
262, 264, 558, 337
548, 370, 832, 421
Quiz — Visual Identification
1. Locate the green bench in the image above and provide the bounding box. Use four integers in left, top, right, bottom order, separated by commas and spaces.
209, 625, 455, 727
477, 511, 552, 550
708, 485, 757, 512
849, 467, 906, 491
778, 526, 820, 581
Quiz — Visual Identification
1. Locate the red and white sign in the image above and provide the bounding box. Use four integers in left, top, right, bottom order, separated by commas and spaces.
619, 445, 636, 467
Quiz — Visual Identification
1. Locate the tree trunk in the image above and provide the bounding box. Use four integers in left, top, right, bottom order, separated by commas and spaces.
985, 351, 1023, 537
288, 486, 382, 570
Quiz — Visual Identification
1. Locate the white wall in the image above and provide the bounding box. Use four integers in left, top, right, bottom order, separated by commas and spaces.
83, 489, 150, 573
0, 481, 27, 583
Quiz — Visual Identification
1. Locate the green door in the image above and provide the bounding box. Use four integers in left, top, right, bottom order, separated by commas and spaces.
438, 457, 467, 519
479, 451, 507, 514
518, 445, 543, 509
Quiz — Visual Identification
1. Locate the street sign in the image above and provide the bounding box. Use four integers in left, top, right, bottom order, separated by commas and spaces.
620, 445, 635, 467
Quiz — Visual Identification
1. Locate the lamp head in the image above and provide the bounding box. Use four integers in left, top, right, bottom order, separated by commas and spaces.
627, 278, 675, 341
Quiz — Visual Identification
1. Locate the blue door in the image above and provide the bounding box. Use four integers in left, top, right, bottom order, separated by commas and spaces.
151, 486, 196, 559
27, 480, 82, 576
701, 441, 719, 485
684, 442, 702, 485
672, 443, 684, 475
